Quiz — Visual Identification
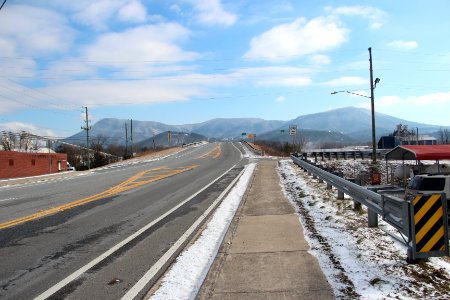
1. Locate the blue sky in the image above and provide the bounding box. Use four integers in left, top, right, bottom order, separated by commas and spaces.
1, 0, 450, 137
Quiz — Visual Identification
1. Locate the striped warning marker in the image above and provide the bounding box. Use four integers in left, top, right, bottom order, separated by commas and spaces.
412, 194, 447, 253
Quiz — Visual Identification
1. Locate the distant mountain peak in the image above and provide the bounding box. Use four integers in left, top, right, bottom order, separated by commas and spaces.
65, 106, 443, 146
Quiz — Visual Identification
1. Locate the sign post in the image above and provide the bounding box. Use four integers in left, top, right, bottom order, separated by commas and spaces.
289, 125, 297, 153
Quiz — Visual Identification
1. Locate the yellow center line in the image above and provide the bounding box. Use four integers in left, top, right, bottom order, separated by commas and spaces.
0, 165, 198, 230
197, 144, 222, 159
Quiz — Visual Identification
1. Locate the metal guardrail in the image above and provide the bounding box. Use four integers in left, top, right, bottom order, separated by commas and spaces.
242, 141, 264, 156
291, 155, 450, 261
300, 148, 387, 161
291, 155, 383, 216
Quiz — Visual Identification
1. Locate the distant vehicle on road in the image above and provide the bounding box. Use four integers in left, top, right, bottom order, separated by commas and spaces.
67, 163, 76, 171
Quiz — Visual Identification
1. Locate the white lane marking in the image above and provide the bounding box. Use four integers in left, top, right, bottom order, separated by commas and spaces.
231, 142, 244, 158
34, 161, 240, 300
122, 165, 246, 300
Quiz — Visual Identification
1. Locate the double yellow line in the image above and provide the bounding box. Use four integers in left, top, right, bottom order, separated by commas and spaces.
0, 165, 198, 230
198, 144, 222, 159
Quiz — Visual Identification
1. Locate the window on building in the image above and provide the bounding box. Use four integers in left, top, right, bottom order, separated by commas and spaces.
31, 159, 36, 166
9, 159, 14, 166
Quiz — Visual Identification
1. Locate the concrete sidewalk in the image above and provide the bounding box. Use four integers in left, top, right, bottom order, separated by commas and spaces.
197, 160, 334, 299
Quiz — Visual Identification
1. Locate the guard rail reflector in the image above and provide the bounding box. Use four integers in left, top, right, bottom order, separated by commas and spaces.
410, 194, 449, 259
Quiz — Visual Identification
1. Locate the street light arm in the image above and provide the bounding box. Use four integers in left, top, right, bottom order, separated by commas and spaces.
345, 91, 370, 98
330, 90, 370, 98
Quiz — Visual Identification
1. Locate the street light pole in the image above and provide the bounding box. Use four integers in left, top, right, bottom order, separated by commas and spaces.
331, 48, 380, 167
369, 47, 376, 164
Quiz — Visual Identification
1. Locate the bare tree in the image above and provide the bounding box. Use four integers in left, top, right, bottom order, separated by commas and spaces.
90, 135, 109, 168
294, 131, 307, 153
438, 127, 450, 144
1, 132, 16, 151
18, 132, 34, 151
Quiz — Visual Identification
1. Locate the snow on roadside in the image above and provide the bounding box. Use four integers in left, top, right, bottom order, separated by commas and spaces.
149, 163, 256, 300
278, 160, 450, 299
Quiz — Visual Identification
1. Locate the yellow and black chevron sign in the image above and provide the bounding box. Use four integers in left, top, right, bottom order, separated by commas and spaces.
412, 194, 448, 255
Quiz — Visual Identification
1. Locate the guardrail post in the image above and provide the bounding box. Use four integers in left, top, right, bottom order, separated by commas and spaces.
337, 190, 344, 200
327, 183, 332, 190
368, 209, 378, 227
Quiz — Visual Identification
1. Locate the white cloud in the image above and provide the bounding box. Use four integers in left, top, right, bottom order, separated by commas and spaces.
275, 96, 286, 102
74, 0, 124, 30
409, 91, 450, 105
309, 54, 331, 65
0, 37, 37, 80
38, 73, 231, 108
244, 16, 348, 61
117, 0, 148, 23
72, 0, 126, 30
386, 40, 418, 51
376, 95, 401, 107
327, 5, 388, 29
70, 0, 161, 30
230, 66, 313, 87
0, 121, 55, 136
82, 23, 199, 68
357, 91, 450, 110
261, 77, 312, 87
322, 76, 367, 87
186, 0, 237, 27
170, 4, 182, 15
0, 5, 75, 54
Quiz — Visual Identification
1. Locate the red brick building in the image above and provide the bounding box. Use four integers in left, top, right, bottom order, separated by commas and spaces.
0, 151, 68, 179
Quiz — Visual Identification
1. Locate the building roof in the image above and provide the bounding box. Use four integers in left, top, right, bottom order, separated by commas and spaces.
385, 145, 450, 160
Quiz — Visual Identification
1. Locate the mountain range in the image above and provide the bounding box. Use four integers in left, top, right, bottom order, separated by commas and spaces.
66, 107, 446, 148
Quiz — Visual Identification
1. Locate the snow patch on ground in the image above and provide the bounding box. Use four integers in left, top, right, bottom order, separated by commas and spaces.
149, 163, 256, 300
278, 159, 450, 299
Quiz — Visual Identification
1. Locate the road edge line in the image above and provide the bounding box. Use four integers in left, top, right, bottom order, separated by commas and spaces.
122, 164, 249, 300
34, 162, 241, 300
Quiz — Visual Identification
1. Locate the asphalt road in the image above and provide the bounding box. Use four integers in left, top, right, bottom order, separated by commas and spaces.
0, 142, 246, 299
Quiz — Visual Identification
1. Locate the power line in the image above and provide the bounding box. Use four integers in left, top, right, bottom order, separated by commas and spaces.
0, 76, 80, 110
0, 0, 7, 12
0, 85, 78, 115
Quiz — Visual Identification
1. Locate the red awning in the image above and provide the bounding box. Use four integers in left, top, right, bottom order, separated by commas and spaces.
385, 145, 450, 161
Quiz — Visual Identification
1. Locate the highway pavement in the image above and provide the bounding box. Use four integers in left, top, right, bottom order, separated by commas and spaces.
0, 142, 246, 299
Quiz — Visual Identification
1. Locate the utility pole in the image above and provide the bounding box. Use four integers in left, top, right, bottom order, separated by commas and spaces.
48, 139, 52, 174
125, 123, 128, 157
81, 106, 91, 170
368, 47, 377, 164
130, 119, 133, 157
416, 127, 419, 145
